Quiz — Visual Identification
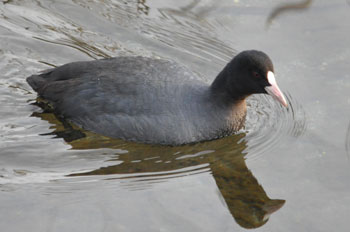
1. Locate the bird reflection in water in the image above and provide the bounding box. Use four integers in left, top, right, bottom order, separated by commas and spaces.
31, 105, 285, 229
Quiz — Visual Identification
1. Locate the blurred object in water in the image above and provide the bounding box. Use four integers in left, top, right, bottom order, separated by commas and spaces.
266, 0, 312, 27
137, 0, 149, 15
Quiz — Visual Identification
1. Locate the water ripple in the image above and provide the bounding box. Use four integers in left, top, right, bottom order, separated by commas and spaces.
244, 92, 307, 160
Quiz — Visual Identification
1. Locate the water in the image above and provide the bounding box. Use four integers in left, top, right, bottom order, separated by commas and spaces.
0, 0, 349, 231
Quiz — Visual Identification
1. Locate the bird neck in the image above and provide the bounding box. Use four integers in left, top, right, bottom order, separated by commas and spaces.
210, 63, 250, 102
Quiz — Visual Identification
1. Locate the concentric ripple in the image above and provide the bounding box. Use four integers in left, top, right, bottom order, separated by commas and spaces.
243, 91, 307, 160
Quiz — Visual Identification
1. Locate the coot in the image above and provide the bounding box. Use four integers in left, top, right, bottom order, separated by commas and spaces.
27, 50, 287, 145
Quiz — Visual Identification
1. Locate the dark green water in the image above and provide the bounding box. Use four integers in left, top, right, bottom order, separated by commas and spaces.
0, 0, 349, 231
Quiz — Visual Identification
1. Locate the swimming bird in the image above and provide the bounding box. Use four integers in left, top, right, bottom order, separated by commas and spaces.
27, 50, 287, 145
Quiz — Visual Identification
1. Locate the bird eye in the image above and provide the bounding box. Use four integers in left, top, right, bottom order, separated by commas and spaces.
253, 71, 260, 78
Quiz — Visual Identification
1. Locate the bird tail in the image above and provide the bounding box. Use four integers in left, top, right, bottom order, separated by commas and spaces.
26, 74, 47, 92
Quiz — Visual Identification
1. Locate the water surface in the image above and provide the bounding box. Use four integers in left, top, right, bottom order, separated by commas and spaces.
0, 0, 349, 231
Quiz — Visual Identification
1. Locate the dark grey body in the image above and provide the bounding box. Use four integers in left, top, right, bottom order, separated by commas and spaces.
27, 57, 246, 145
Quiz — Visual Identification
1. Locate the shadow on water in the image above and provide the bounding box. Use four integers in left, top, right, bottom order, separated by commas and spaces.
266, 0, 312, 27
31, 102, 285, 229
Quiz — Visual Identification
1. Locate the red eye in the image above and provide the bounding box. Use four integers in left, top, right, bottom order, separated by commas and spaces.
253, 71, 260, 78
